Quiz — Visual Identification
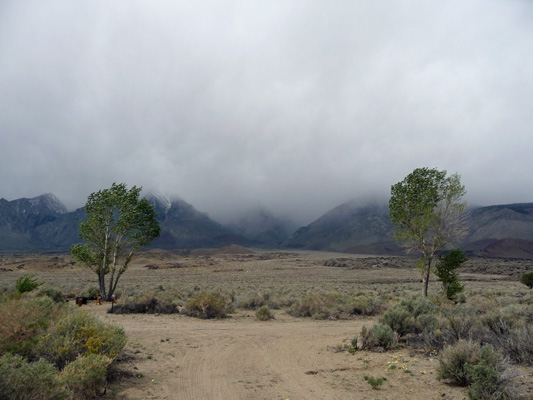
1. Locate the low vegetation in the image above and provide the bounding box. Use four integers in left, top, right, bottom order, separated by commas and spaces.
0, 289, 126, 399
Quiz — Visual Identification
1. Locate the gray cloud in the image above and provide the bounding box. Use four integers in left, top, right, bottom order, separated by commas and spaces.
1, 0, 533, 224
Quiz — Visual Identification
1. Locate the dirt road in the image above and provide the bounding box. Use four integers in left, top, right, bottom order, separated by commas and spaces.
91, 306, 467, 400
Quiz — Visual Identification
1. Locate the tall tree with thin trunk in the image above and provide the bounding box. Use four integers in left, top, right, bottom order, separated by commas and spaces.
71, 183, 161, 301
389, 168, 468, 297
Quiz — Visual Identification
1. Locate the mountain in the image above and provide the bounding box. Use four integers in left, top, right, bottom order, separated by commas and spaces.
2, 191, 533, 257
225, 207, 297, 247
0, 194, 77, 252
145, 194, 255, 249
285, 200, 533, 257
285, 201, 400, 254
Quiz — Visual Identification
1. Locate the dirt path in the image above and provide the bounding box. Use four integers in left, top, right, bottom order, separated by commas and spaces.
89, 305, 469, 400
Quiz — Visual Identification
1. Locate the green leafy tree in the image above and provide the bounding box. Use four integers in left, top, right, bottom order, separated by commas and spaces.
389, 168, 468, 297
71, 183, 161, 301
435, 249, 468, 298
521, 271, 533, 289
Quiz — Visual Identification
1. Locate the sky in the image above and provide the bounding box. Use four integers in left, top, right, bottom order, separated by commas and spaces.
1, 1, 533, 225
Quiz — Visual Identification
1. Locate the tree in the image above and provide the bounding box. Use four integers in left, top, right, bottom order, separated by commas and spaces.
521, 271, 533, 289
389, 168, 468, 297
71, 183, 161, 301
435, 249, 468, 298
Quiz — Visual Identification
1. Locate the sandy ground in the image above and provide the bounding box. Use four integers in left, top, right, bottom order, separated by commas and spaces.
2, 249, 532, 399
85, 305, 472, 400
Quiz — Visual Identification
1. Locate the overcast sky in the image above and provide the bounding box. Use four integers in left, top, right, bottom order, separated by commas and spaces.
1, 1, 533, 224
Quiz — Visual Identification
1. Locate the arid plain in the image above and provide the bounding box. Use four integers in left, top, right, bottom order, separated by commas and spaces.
1, 247, 532, 399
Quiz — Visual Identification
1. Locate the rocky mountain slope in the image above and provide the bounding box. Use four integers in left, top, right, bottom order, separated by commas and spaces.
1, 193, 533, 257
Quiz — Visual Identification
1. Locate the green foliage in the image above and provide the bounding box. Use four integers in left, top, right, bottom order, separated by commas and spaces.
38, 287, 65, 303
37, 309, 126, 369
184, 292, 230, 319
79, 285, 100, 300
59, 354, 112, 399
363, 375, 387, 390
437, 341, 501, 386
255, 305, 274, 321
359, 324, 398, 351
71, 183, 161, 301
0, 354, 66, 400
380, 296, 439, 337
435, 249, 467, 298
389, 167, 467, 296
0, 296, 58, 358
15, 273, 43, 293
520, 271, 533, 289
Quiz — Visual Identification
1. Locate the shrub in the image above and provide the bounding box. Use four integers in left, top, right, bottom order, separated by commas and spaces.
111, 297, 178, 314
15, 274, 43, 293
437, 340, 506, 397
520, 271, 533, 289
0, 296, 58, 358
289, 293, 336, 319
359, 324, 397, 351
38, 287, 65, 303
441, 305, 479, 344
435, 249, 467, 298
255, 306, 274, 321
60, 354, 112, 399
37, 309, 126, 369
363, 375, 386, 390
184, 292, 229, 319
79, 286, 100, 300
0, 354, 65, 400
380, 296, 439, 337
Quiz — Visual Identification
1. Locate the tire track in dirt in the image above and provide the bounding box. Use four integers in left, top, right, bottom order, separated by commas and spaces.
97, 308, 367, 400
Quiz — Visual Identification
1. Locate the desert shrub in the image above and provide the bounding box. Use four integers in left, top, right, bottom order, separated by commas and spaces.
346, 295, 385, 316
237, 294, 266, 310
255, 305, 274, 321
441, 305, 479, 344
437, 341, 504, 390
60, 354, 112, 399
359, 324, 398, 351
184, 292, 229, 319
38, 287, 65, 303
289, 293, 337, 319
435, 249, 467, 298
520, 271, 533, 289
79, 285, 100, 300
37, 309, 126, 369
380, 296, 439, 337
0, 354, 65, 400
15, 274, 43, 293
0, 296, 58, 358
364, 375, 386, 390
111, 297, 178, 314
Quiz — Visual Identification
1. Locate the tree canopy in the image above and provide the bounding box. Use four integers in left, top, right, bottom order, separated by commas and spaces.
389, 167, 468, 296
71, 183, 161, 301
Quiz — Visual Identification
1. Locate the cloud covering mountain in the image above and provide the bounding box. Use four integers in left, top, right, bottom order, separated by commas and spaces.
1, 1, 533, 225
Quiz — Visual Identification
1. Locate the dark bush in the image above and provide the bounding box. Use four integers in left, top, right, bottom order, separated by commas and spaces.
111, 297, 178, 314
520, 271, 533, 289
435, 249, 467, 298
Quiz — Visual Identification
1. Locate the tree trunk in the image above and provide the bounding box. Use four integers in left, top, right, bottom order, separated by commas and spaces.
422, 257, 432, 297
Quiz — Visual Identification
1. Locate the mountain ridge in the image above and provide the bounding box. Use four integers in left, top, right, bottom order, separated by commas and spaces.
1, 193, 533, 258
